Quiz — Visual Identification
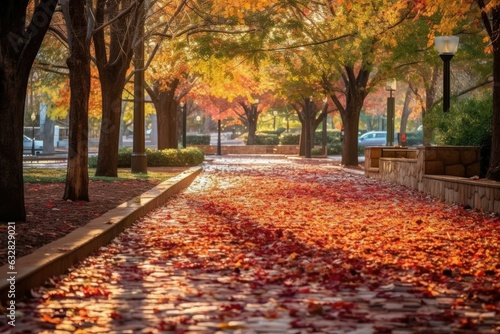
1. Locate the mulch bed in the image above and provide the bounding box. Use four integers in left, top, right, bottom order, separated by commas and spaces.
0, 173, 172, 266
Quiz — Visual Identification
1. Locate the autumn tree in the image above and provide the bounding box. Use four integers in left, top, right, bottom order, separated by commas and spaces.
294, 97, 328, 157
0, 0, 58, 221
93, 0, 143, 177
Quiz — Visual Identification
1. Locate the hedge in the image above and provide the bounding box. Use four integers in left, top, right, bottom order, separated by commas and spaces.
186, 134, 210, 145
253, 133, 280, 145
88, 147, 204, 168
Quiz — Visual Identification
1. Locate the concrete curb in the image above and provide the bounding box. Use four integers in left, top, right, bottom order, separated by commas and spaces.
1, 166, 202, 303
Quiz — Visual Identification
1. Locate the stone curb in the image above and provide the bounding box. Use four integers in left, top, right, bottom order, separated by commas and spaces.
1, 166, 202, 304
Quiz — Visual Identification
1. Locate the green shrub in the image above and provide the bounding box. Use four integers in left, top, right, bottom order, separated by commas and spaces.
425, 94, 491, 147
186, 135, 210, 145
280, 133, 300, 145
311, 148, 324, 156
254, 133, 279, 145
314, 130, 341, 145
88, 147, 204, 168
404, 131, 423, 146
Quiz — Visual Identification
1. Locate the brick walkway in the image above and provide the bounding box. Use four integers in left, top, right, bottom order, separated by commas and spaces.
5, 157, 500, 333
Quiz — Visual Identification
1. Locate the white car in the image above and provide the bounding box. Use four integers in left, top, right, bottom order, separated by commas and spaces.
23, 135, 43, 154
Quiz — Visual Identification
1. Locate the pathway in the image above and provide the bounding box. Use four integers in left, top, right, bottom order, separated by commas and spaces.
4, 156, 500, 333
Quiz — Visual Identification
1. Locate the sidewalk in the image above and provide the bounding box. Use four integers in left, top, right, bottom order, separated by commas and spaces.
4, 156, 500, 333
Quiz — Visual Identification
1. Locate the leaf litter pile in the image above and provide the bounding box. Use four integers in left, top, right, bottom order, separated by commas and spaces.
7, 158, 500, 333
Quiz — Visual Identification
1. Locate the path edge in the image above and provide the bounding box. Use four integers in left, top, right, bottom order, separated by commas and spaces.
1, 166, 202, 304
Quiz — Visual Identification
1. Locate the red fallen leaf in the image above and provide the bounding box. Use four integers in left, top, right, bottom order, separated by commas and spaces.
158, 320, 177, 331
44, 200, 56, 209
81, 286, 111, 298
219, 303, 244, 312
110, 311, 121, 319
290, 319, 310, 328
474, 269, 486, 277
41, 314, 61, 325
47, 290, 66, 298
307, 303, 323, 315
459, 318, 478, 330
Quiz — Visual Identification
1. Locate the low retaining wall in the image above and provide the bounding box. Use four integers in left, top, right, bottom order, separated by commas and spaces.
364, 146, 498, 213
193, 145, 300, 155
423, 175, 500, 213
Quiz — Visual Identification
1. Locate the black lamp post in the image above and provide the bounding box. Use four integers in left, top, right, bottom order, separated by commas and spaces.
434, 36, 459, 113
196, 115, 201, 133
385, 79, 396, 146
31, 112, 36, 156
273, 110, 278, 130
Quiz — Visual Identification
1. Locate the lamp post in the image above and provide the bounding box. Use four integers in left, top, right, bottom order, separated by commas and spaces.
31, 112, 36, 156
434, 36, 459, 112
196, 115, 201, 133
273, 110, 278, 130
322, 97, 328, 156
385, 79, 396, 146
217, 119, 222, 155
181, 102, 187, 148
131, 0, 147, 173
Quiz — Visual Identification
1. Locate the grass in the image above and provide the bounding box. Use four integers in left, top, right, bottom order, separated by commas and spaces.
23, 168, 182, 183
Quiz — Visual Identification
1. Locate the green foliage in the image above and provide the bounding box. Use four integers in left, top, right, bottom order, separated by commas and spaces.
430, 96, 492, 146
311, 148, 324, 156
314, 130, 341, 145
88, 147, 204, 168
280, 133, 300, 145
405, 132, 423, 146
186, 135, 211, 145
253, 133, 280, 145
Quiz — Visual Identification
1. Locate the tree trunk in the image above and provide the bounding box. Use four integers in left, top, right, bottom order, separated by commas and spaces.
0, 0, 57, 222
93, 0, 141, 177
399, 86, 413, 135
95, 73, 125, 176
342, 109, 362, 166
153, 79, 180, 150
0, 76, 28, 222
486, 8, 500, 180
62, 0, 91, 201
247, 120, 257, 145
159, 100, 179, 149
323, 65, 370, 166
239, 103, 259, 145
422, 67, 439, 146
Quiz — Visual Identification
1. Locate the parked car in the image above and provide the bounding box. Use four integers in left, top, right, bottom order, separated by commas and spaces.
23, 135, 43, 154
358, 131, 397, 147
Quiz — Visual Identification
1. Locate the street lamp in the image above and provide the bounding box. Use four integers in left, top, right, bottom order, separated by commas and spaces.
434, 36, 459, 112
196, 115, 201, 133
31, 112, 36, 156
385, 79, 396, 146
273, 110, 278, 130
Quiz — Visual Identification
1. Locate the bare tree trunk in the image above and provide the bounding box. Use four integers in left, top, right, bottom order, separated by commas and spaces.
62, 0, 91, 201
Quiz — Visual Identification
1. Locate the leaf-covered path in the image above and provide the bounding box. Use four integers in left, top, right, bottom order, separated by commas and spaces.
7, 157, 500, 333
